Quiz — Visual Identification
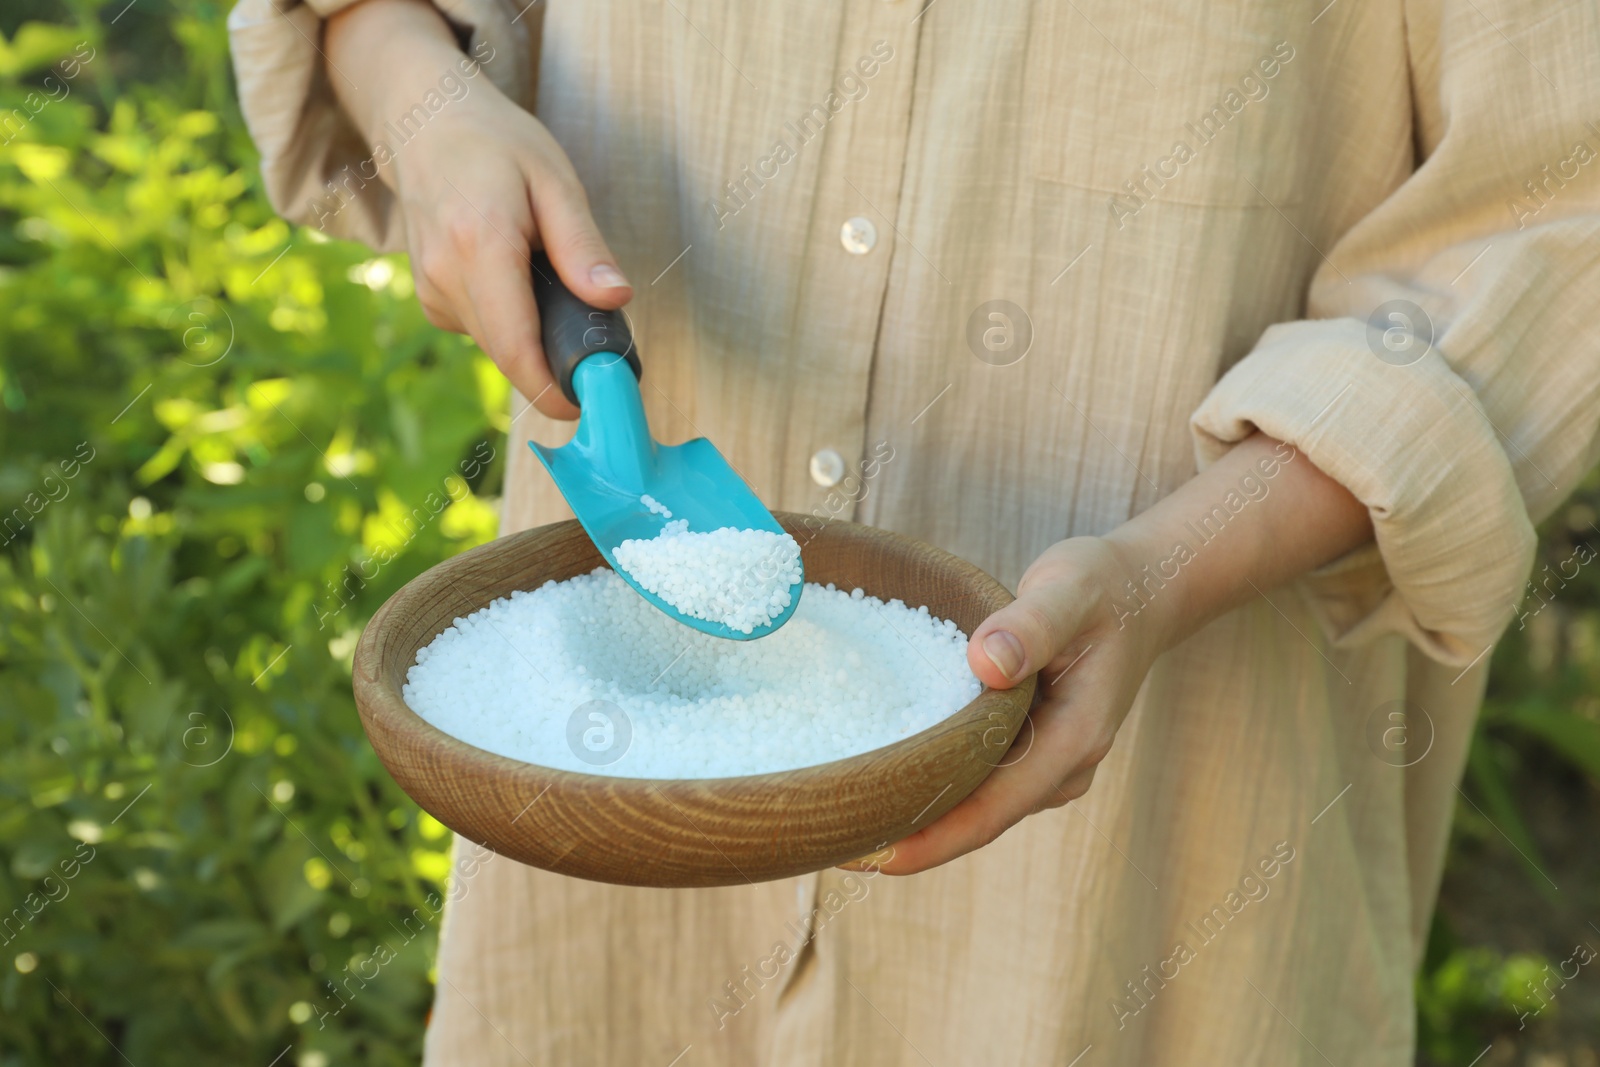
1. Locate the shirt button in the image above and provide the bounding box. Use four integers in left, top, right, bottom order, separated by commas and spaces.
809, 448, 846, 488
839, 217, 877, 255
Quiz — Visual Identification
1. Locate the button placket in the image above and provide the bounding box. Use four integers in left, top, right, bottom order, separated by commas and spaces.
787, 2, 922, 524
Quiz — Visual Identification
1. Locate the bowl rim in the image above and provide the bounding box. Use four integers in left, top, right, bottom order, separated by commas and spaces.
353, 514, 1033, 798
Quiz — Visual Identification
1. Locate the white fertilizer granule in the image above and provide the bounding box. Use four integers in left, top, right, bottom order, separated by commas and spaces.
639, 493, 673, 518
611, 523, 804, 634
402, 568, 982, 778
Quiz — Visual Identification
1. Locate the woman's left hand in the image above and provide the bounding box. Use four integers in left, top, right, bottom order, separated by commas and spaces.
847, 433, 1374, 875
853, 535, 1170, 875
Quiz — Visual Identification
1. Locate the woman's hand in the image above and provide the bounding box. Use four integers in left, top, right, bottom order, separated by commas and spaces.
387, 88, 627, 419
858, 433, 1374, 875
325, 0, 629, 419
856, 535, 1169, 874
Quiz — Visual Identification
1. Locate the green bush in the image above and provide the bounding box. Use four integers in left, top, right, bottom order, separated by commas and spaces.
0, 6, 504, 1063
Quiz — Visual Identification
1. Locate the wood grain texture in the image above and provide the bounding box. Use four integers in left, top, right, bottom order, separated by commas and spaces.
351, 513, 1035, 888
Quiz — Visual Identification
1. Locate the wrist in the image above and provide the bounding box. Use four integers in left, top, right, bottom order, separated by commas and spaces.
327, 0, 491, 141
1097, 528, 1189, 654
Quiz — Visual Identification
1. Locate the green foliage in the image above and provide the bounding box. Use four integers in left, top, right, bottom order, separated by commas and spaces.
1415, 911, 1551, 1065
0, 6, 505, 1064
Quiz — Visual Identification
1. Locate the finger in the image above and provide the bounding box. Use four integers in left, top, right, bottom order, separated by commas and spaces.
526, 156, 633, 310
462, 238, 580, 420
861, 688, 1114, 875
967, 563, 1095, 690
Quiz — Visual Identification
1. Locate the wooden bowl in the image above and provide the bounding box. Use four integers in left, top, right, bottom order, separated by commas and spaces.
352, 513, 1035, 888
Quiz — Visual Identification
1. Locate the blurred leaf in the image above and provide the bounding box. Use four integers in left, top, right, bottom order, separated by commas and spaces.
1493, 699, 1600, 782
1462, 734, 1557, 902
0, 24, 85, 79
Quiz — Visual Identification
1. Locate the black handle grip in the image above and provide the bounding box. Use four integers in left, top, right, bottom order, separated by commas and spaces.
531, 251, 640, 406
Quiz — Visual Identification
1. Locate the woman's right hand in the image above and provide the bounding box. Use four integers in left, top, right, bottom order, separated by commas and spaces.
325, 0, 630, 419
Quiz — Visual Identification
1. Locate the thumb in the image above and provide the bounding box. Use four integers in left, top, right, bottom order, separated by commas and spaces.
967, 567, 1089, 690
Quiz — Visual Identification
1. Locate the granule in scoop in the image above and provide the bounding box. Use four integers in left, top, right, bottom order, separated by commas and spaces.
611, 522, 803, 633
640, 493, 673, 518
402, 568, 982, 778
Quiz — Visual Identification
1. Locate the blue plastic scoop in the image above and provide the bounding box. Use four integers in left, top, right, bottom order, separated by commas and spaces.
525, 253, 802, 640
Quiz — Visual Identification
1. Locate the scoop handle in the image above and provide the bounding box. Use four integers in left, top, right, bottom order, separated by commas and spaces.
530, 251, 641, 407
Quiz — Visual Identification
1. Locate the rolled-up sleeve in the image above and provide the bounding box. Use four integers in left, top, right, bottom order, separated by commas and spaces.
226, 0, 534, 250
1191, 0, 1600, 667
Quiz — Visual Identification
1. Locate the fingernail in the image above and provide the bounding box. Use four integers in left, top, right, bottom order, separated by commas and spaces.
983, 630, 1025, 680
590, 263, 630, 289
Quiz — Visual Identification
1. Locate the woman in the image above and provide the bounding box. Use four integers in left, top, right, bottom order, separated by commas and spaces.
229, 0, 1600, 1062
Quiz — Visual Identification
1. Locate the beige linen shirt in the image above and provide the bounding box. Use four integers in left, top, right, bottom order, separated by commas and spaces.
229, 1, 1600, 1063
